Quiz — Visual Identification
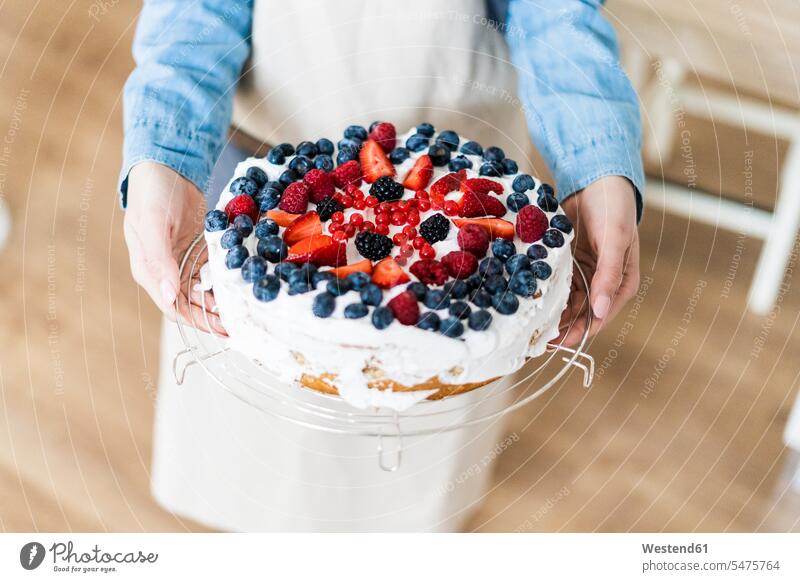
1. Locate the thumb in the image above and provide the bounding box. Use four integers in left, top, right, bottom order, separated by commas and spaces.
590, 231, 629, 320
125, 212, 180, 315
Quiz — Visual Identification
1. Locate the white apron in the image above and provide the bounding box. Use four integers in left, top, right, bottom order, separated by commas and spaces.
151, 0, 532, 532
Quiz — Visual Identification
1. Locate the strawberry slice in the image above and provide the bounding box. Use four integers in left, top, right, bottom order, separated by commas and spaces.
286, 235, 347, 267
453, 218, 515, 240
402, 154, 433, 191
371, 257, 410, 288
266, 209, 299, 227
359, 139, 396, 184
459, 189, 507, 218
460, 178, 503, 196
329, 259, 373, 279
283, 211, 322, 245
430, 169, 466, 198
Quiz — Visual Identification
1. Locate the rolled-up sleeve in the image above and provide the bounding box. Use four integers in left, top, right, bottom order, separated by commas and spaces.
119, 0, 253, 206
505, 0, 644, 219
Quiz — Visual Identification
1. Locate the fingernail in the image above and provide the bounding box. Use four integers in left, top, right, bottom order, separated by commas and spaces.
161, 280, 177, 310
593, 295, 610, 319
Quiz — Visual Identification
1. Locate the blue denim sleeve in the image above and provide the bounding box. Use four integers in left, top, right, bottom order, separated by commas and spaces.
505, 0, 644, 219
119, 0, 253, 207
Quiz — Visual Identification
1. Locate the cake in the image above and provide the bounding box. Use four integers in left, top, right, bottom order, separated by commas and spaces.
202, 122, 573, 410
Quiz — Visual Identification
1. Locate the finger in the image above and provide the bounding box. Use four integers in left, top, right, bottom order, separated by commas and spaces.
176, 289, 228, 336
124, 213, 180, 314
590, 223, 633, 321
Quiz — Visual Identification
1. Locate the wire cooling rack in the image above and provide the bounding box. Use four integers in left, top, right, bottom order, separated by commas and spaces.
172, 235, 594, 470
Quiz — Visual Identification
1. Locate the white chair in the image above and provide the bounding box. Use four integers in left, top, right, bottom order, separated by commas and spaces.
0, 198, 9, 252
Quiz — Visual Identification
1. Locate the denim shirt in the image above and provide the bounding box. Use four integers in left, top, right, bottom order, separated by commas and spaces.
120, 0, 644, 216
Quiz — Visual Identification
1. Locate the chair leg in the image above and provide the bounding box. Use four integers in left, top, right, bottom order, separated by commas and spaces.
641, 57, 686, 167
0, 197, 10, 252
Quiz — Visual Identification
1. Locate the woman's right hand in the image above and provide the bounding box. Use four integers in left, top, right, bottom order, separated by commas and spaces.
123, 161, 226, 335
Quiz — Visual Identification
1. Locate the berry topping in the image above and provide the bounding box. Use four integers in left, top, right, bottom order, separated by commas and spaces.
506, 192, 530, 212
316, 138, 334, 155
448, 300, 471, 320
482, 146, 505, 162
406, 133, 430, 152
255, 218, 279, 239
225, 245, 249, 269
470, 288, 493, 308
286, 235, 347, 266
512, 174, 535, 193
204, 209, 228, 232
278, 182, 310, 214
479, 257, 505, 277
468, 309, 493, 331
459, 189, 507, 218
331, 160, 362, 189
436, 130, 460, 151
506, 254, 531, 275
430, 169, 466, 198
452, 218, 514, 240
255, 185, 281, 211
492, 292, 519, 315
515, 205, 549, 243
297, 141, 318, 158
230, 176, 259, 196
316, 196, 345, 222
265, 209, 299, 227
537, 184, 559, 211
444, 280, 469, 299
542, 229, 565, 248
402, 154, 434, 191
368, 121, 397, 152
531, 261, 552, 280
359, 139, 396, 183
257, 235, 288, 263
423, 288, 450, 310
315, 155, 335, 172
527, 244, 548, 260
344, 125, 368, 141
427, 144, 451, 166
389, 147, 410, 165
491, 238, 516, 262
347, 271, 372, 291
460, 141, 483, 156
448, 155, 473, 172
371, 306, 394, 329
246, 166, 268, 187
253, 274, 281, 302
329, 259, 373, 279
460, 178, 503, 196
551, 214, 573, 234
289, 155, 313, 177
478, 161, 503, 177
359, 283, 383, 306
344, 303, 369, 319
241, 256, 268, 283
267, 148, 286, 164
369, 176, 405, 202
440, 317, 464, 338
303, 169, 335, 203
312, 292, 336, 318
503, 159, 519, 175
441, 251, 478, 279
372, 257, 410, 288
354, 231, 393, 261
508, 270, 537, 297
406, 281, 429, 300
225, 194, 259, 222
456, 223, 490, 258
275, 262, 298, 281
284, 211, 322, 245
409, 259, 448, 286
417, 311, 441, 331
232, 214, 254, 236
221, 228, 244, 250
337, 147, 359, 165
387, 290, 420, 325
416, 122, 435, 137
418, 213, 450, 245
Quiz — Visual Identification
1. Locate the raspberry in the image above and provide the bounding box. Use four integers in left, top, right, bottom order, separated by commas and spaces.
303, 169, 334, 203
516, 204, 549, 243
409, 259, 448, 286
460, 178, 503, 196
418, 213, 450, 244
457, 223, 490, 257
224, 194, 258, 222
368, 122, 397, 152
441, 251, 478, 279
331, 160, 362, 189
278, 182, 310, 214
387, 290, 420, 325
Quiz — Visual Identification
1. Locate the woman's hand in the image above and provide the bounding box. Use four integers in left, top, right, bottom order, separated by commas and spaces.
558, 175, 640, 346
124, 161, 226, 335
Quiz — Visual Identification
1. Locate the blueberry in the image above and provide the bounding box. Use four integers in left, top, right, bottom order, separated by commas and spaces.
312, 292, 336, 318
527, 244, 548, 260
543, 229, 565, 248
288, 279, 313, 295
313, 271, 336, 286
274, 262, 298, 281
465, 273, 483, 292
502, 158, 519, 175
316, 138, 334, 155
344, 125, 368, 141
506, 192, 529, 212
448, 155, 473, 172
232, 214, 254, 236
417, 311, 441, 331
551, 214, 573, 234
253, 275, 280, 302
255, 218, 279, 239
289, 263, 317, 287
468, 310, 493, 331
204, 210, 228, 232
230, 176, 259, 196
275, 143, 295, 157
444, 280, 469, 299
279, 169, 299, 187
537, 185, 559, 211
460, 141, 483, 156
479, 257, 504, 277
492, 239, 516, 262
483, 146, 505, 162
344, 303, 369, 319
492, 292, 519, 315
266, 180, 285, 193
423, 289, 450, 310
389, 147, 410, 165
220, 228, 244, 250
428, 144, 451, 167
337, 147, 359, 165
416, 122, 435, 137
257, 235, 288, 262
449, 300, 471, 320
436, 130, 459, 151
338, 137, 362, 151
470, 288, 493, 308
506, 254, 531, 275
440, 317, 464, 338
531, 261, 552, 280
406, 133, 430, 152
267, 148, 286, 165
288, 155, 313, 177
512, 174, 535, 193
508, 270, 537, 297
246, 166, 268, 187
360, 283, 383, 306
372, 306, 394, 329
225, 245, 248, 269
327, 277, 351, 296
314, 154, 335, 172
407, 282, 428, 300
347, 271, 371, 291
483, 275, 507, 294
368, 120, 381, 132
479, 161, 503, 177
255, 186, 281, 211
296, 141, 318, 158
241, 256, 268, 283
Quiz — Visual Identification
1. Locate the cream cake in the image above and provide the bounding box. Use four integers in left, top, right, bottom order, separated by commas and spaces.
202, 122, 573, 411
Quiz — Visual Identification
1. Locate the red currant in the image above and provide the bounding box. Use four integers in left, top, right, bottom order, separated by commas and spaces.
365, 196, 379, 208
331, 211, 345, 224
375, 223, 390, 236
392, 233, 407, 246
420, 244, 436, 259
400, 243, 414, 257
375, 212, 390, 225
444, 201, 460, 216
332, 230, 347, 243
350, 213, 364, 226
390, 211, 407, 226
402, 225, 417, 238
406, 211, 420, 226
418, 199, 431, 211
361, 221, 375, 232
412, 235, 426, 250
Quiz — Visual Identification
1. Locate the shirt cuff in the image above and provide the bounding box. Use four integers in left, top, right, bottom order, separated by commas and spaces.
118, 121, 221, 208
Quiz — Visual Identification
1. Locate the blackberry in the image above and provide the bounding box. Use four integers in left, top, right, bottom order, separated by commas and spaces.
354, 231, 393, 261
369, 176, 404, 202
419, 213, 450, 245
316, 196, 344, 221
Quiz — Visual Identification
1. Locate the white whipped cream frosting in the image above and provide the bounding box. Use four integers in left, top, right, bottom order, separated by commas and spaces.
204, 128, 573, 411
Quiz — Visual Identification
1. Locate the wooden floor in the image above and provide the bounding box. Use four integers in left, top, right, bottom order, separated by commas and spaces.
1, 2, 799, 532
